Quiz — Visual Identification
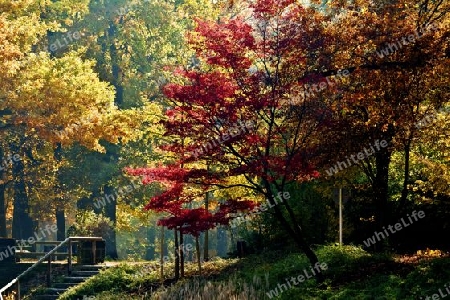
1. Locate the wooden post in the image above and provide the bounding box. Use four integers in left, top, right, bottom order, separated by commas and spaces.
77, 241, 81, 265
16, 280, 20, 300
92, 241, 97, 265
47, 256, 51, 287
68, 239, 72, 274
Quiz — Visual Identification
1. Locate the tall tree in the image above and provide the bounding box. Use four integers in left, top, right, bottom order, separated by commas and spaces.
131, 0, 333, 279
322, 0, 450, 229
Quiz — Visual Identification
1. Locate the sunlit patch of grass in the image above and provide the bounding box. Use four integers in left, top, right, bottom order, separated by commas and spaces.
151, 275, 270, 300
55, 245, 450, 300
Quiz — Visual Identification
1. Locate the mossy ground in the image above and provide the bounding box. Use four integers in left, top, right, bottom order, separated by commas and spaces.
48, 245, 450, 300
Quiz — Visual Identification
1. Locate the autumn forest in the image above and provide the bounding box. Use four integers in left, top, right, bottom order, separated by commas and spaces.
1, 0, 450, 299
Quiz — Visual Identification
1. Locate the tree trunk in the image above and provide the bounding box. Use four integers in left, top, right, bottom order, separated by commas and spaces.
145, 223, 155, 260
11, 144, 34, 241
180, 230, 185, 277
396, 139, 411, 216
374, 147, 392, 228
103, 185, 118, 259
108, 21, 124, 107
94, 21, 123, 260
203, 191, 209, 262
195, 236, 202, 275
184, 234, 194, 262
292, 224, 324, 284
174, 228, 180, 280
160, 225, 164, 282
217, 226, 228, 257
0, 146, 6, 237
262, 179, 323, 283
56, 209, 65, 241
54, 144, 65, 242
0, 182, 6, 237
369, 134, 393, 252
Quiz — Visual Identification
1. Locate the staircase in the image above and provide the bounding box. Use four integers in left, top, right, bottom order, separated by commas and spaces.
0, 237, 105, 300
33, 265, 105, 300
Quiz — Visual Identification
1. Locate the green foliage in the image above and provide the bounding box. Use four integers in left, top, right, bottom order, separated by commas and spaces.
55, 245, 450, 299
58, 264, 137, 299
234, 182, 334, 254
59, 260, 178, 299
67, 210, 114, 237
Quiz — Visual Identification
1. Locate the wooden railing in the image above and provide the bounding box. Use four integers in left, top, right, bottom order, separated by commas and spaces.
15, 240, 76, 261
0, 236, 103, 300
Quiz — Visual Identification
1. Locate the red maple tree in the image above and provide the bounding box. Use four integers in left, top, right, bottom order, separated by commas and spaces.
125, 165, 255, 235
128, 0, 332, 279
126, 164, 255, 276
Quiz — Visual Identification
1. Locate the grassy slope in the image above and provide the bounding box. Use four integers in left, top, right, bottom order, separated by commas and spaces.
55, 245, 450, 300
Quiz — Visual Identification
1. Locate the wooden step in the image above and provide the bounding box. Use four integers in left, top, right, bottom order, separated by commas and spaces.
43, 287, 66, 295
27, 264, 105, 299
52, 282, 79, 289
76, 264, 105, 271
71, 270, 99, 276
32, 295, 59, 300
63, 276, 90, 283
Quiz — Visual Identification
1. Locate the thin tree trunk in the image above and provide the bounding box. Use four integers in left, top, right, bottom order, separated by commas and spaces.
103, 185, 118, 259
174, 228, 180, 280
56, 209, 65, 241
262, 179, 324, 282
11, 144, 34, 241
0, 182, 6, 237
396, 139, 411, 216
203, 191, 209, 262
145, 221, 155, 260
96, 20, 123, 260
195, 236, 202, 275
54, 144, 65, 243
0, 146, 6, 237
374, 148, 392, 228
217, 226, 228, 257
160, 225, 164, 283
180, 230, 184, 277
369, 137, 393, 252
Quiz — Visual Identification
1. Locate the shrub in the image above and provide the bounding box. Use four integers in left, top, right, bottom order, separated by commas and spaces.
67, 210, 114, 237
